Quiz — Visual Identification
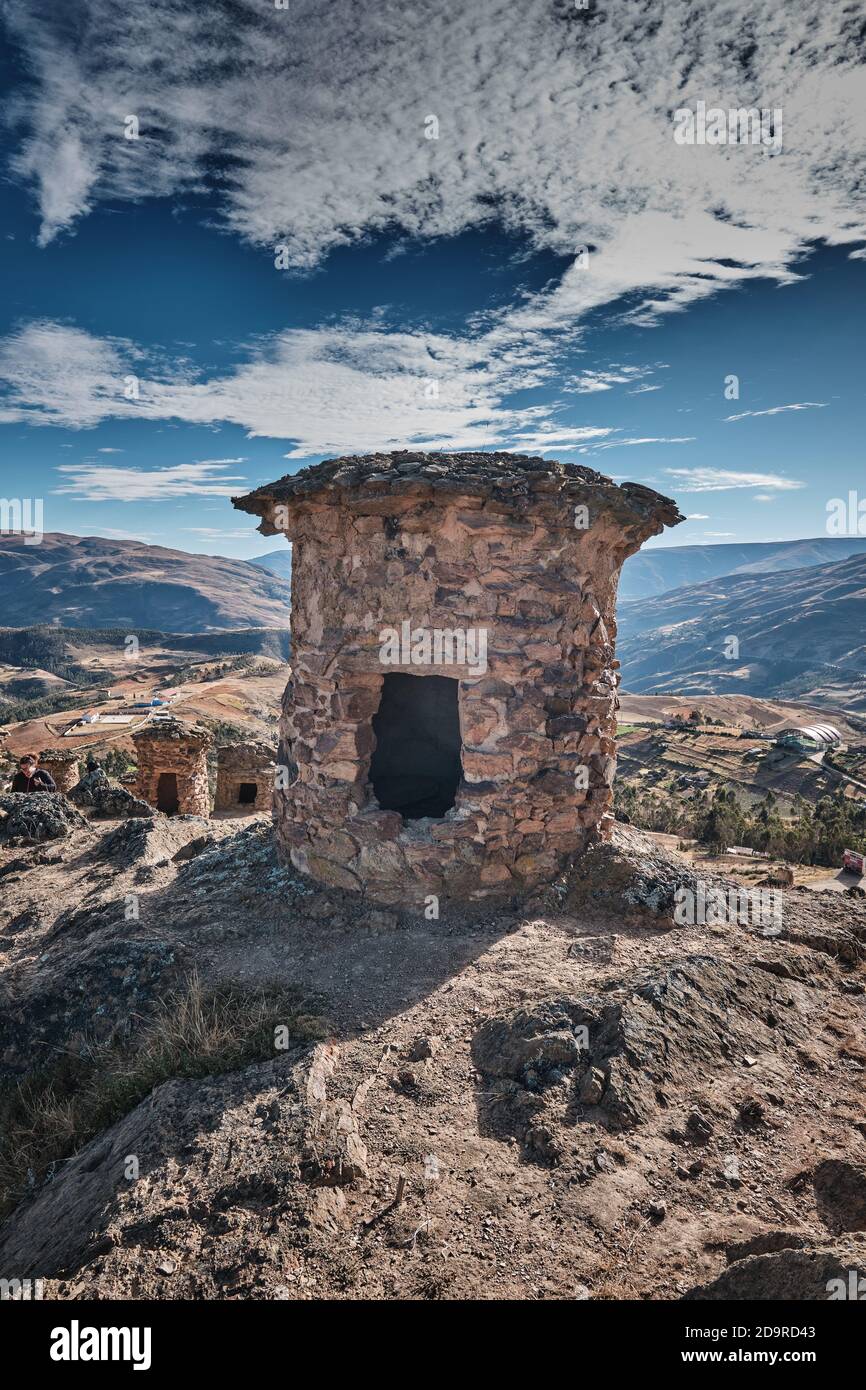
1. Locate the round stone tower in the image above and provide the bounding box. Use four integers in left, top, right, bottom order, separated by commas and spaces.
38, 747, 81, 795
132, 717, 213, 816
234, 451, 682, 903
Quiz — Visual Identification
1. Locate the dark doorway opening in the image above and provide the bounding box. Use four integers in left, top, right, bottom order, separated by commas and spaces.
238, 781, 257, 805
156, 771, 179, 814
370, 673, 461, 819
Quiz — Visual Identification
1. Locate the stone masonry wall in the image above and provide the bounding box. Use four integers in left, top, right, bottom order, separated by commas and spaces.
132, 719, 213, 816
38, 749, 81, 795
235, 452, 681, 904
214, 742, 277, 812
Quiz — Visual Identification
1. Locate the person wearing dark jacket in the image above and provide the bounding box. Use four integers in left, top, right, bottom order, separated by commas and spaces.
10, 754, 57, 794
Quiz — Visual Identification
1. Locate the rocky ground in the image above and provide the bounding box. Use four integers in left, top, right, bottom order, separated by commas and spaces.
0, 795, 864, 1300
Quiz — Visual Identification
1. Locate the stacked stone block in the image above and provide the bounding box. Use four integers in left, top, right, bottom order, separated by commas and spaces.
38, 748, 81, 795
132, 718, 213, 817
214, 741, 277, 812
234, 451, 681, 903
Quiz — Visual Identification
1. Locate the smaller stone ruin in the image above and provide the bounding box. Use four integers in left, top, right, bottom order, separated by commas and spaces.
213, 742, 276, 813
38, 748, 81, 795
132, 718, 213, 816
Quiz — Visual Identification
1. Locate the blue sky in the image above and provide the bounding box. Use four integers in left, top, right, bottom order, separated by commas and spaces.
1, 0, 864, 559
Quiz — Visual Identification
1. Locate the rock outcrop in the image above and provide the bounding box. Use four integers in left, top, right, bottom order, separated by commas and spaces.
1, 817, 863, 1301
69, 764, 154, 819
0, 792, 88, 843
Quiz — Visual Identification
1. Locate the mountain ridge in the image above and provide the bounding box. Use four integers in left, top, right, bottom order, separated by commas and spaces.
620, 536, 866, 601
617, 551, 866, 708
0, 533, 291, 633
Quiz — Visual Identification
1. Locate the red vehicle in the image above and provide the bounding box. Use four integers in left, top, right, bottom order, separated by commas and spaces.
843, 849, 865, 876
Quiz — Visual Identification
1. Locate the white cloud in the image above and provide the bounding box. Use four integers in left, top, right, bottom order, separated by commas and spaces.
587, 436, 695, 452
54, 460, 247, 501
753, 493, 775, 503
97, 446, 124, 453
685, 513, 710, 520
3, 3, 864, 462
0, 317, 616, 454
0, 315, 709, 455
86, 525, 156, 541
183, 526, 264, 540
565, 366, 656, 395
665, 467, 806, 493
6, 0, 866, 307
724, 402, 826, 422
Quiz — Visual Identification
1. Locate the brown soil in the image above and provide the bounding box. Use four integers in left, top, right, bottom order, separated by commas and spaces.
0, 816, 864, 1301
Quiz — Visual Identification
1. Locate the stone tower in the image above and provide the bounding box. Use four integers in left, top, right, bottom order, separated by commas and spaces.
132, 717, 213, 816
38, 748, 81, 795
234, 451, 681, 903
214, 742, 277, 813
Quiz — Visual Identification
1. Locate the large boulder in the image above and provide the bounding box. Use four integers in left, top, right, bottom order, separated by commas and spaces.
813, 1159, 866, 1233
0, 792, 89, 844
683, 1243, 866, 1299
69, 766, 153, 819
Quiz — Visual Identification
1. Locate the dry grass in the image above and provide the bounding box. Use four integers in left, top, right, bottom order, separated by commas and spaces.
0, 972, 326, 1219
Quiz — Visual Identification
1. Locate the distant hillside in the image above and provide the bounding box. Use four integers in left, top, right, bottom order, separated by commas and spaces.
617, 552, 866, 709
0, 624, 291, 669
620, 536, 866, 601
166, 629, 290, 660
0, 534, 291, 632
249, 548, 292, 583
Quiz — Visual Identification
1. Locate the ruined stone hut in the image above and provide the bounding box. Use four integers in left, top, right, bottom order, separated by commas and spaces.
234, 451, 682, 903
38, 748, 81, 795
132, 717, 213, 816
214, 741, 277, 812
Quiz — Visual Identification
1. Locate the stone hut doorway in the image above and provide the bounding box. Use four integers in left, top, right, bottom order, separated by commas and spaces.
156, 772, 179, 814
369, 673, 461, 820
212, 742, 277, 814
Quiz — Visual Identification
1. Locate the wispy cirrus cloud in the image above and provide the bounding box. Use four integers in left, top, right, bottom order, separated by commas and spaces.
54, 460, 247, 501
85, 525, 157, 540
666, 468, 806, 492
5, 0, 866, 313
0, 315, 709, 458
588, 436, 696, 452
2, 2, 864, 470
0, 317, 690, 458
724, 402, 827, 422
565, 365, 661, 395
182, 527, 261, 541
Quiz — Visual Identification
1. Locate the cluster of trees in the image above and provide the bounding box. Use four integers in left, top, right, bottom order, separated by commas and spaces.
1, 690, 96, 724
166, 654, 273, 686
93, 748, 135, 779
615, 782, 866, 867
204, 719, 253, 747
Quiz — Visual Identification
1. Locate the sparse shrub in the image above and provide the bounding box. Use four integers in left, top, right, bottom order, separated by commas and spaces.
93, 747, 135, 779
0, 973, 327, 1218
